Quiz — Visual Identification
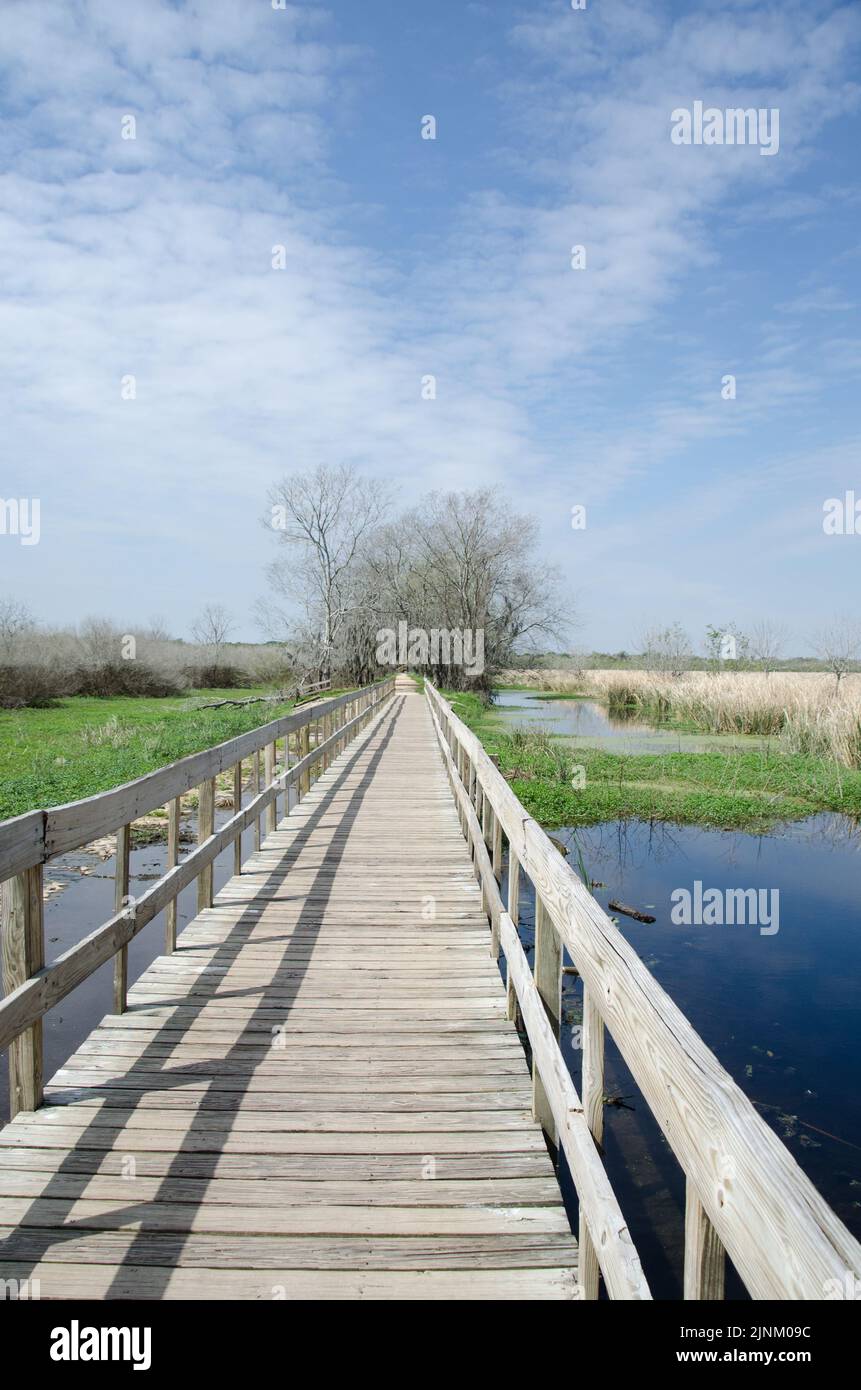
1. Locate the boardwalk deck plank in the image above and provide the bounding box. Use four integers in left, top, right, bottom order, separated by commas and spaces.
0, 685, 578, 1300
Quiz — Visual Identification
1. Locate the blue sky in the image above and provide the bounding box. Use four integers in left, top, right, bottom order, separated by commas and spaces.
0, 0, 859, 652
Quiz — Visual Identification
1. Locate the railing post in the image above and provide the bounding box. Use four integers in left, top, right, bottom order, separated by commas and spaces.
684, 1181, 726, 1299
506, 851, 521, 1027
456, 743, 467, 833
232, 764, 242, 875
1, 865, 44, 1116
197, 777, 215, 911
532, 893, 561, 1145
253, 750, 262, 849
492, 811, 503, 882
300, 723, 310, 799
166, 797, 181, 951
578, 986, 606, 1298
265, 741, 277, 833
113, 824, 131, 1013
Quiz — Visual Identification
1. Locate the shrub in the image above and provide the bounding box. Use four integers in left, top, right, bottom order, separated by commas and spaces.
0, 663, 66, 708
185, 663, 248, 689
72, 662, 183, 698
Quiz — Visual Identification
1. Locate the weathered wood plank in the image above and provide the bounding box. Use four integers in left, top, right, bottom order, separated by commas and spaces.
0, 1196, 571, 1236
0, 1262, 576, 1300
0, 1226, 577, 1270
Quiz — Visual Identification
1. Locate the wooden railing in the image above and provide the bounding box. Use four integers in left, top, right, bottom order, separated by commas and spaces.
425, 680, 861, 1302
0, 677, 395, 1120
296, 677, 332, 702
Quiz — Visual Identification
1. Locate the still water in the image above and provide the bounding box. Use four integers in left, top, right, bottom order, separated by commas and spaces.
493, 688, 770, 753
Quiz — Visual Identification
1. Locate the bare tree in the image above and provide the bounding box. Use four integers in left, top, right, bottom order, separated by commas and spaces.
749, 620, 788, 676
146, 614, 172, 642
191, 604, 235, 665
567, 647, 590, 678
0, 598, 34, 659
640, 623, 692, 677
360, 489, 567, 689
813, 620, 861, 691
259, 475, 567, 690
77, 616, 123, 666
263, 464, 393, 680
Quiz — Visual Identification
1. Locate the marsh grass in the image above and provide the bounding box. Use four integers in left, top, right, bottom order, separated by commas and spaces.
502, 670, 861, 767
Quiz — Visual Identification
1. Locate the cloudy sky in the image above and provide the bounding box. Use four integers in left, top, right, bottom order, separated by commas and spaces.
1, 0, 859, 651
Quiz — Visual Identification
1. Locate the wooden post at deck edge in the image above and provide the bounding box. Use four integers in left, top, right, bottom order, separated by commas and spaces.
1, 865, 44, 1115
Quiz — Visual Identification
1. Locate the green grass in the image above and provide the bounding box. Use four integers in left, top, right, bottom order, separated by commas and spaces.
444, 690, 861, 832
0, 687, 302, 820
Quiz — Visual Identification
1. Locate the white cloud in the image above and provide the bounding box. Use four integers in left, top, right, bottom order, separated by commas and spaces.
0, 0, 859, 648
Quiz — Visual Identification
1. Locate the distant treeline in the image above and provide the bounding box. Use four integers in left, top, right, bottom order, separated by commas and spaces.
508, 652, 861, 675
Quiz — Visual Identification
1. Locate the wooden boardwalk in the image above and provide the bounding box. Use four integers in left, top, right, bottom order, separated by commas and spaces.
0, 683, 578, 1299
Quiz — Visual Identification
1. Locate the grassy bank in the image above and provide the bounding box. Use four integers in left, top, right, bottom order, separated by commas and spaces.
445, 691, 861, 832
0, 687, 302, 820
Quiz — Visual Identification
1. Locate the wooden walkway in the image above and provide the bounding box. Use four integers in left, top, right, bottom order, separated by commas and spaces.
0, 684, 578, 1299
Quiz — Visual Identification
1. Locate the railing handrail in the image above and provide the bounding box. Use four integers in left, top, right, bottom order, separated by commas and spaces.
298, 677, 332, 696
0, 678, 390, 881
424, 680, 861, 1301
